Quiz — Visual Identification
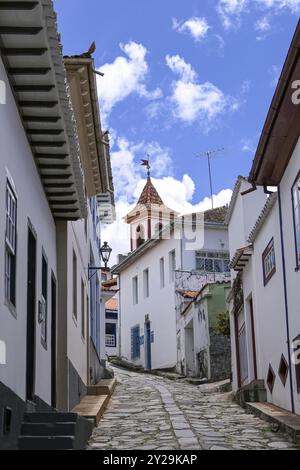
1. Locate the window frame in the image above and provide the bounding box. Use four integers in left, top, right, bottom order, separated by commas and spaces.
169, 249, 176, 283
5, 180, 17, 308
72, 249, 77, 321
195, 250, 230, 274
262, 238, 276, 286
41, 251, 48, 350
143, 268, 149, 298
160, 257, 165, 289
291, 171, 300, 271
81, 278, 85, 340
132, 275, 138, 305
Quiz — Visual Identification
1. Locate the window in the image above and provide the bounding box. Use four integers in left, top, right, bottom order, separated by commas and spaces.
262, 239, 276, 285
73, 250, 77, 319
131, 325, 140, 360
143, 268, 149, 298
136, 225, 145, 248
160, 257, 165, 289
132, 276, 138, 305
5, 181, 17, 306
293, 335, 300, 393
195, 251, 230, 274
169, 250, 176, 282
105, 323, 116, 347
292, 175, 300, 267
41, 254, 48, 348
81, 279, 85, 339
278, 354, 289, 386
266, 364, 276, 393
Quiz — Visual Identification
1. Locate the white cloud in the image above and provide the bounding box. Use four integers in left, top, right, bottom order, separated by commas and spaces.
172, 17, 211, 42
165, 54, 237, 125
102, 136, 232, 265
256, 0, 300, 13
97, 41, 162, 125
255, 15, 272, 40
103, 174, 233, 266
217, 0, 248, 29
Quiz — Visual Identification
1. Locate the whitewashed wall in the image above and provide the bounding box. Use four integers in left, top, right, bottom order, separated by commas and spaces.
0, 58, 57, 404
279, 136, 300, 414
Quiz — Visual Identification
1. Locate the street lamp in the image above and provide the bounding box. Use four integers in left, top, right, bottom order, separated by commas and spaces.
100, 241, 112, 269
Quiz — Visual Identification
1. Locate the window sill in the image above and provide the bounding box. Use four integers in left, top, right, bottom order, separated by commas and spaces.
4, 299, 17, 319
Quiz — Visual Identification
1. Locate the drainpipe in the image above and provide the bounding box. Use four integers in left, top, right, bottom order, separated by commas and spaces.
117, 274, 121, 358
278, 186, 295, 413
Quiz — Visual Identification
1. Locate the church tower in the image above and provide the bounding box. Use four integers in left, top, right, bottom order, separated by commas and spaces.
125, 175, 178, 252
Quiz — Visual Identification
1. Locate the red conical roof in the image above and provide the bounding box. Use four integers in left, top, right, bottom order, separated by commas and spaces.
137, 177, 164, 206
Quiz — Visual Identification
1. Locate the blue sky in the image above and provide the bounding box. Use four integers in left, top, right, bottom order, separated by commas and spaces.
54, 0, 299, 258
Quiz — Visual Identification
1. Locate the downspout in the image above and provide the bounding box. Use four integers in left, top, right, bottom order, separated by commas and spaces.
278, 186, 295, 413
117, 274, 121, 357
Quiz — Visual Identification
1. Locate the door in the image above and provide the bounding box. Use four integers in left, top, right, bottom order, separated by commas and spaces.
51, 274, 57, 408
145, 321, 152, 370
26, 227, 36, 401
238, 323, 248, 385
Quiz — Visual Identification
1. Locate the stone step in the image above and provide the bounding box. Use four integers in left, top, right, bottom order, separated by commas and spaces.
18, 435, 75, 450
72, 395, 109, 426
246, 402, 300, 443
87, 377, 117, 397
23, 412, 78, 423
21, 422, 76, 436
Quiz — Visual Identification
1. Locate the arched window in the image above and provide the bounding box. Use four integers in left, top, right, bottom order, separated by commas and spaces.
136, 224, 145, 248
154, 222, 164, 239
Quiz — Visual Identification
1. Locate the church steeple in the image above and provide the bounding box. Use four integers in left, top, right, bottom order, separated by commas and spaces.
124, 173, 178, 252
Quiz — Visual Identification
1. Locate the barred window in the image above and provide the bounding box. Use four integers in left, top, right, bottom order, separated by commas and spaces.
262, 239, 276, 285
195, 251, 230, 273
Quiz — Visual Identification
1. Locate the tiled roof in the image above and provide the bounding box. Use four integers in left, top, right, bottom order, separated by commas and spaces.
137, 177, 164, 206
204, 206, 228, 224
248, 192, 277, 243
179, 291, 199, 300
105, 298, 118, 311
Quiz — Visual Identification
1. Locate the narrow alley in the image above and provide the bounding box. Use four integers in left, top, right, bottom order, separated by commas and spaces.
89, 367, 298, 451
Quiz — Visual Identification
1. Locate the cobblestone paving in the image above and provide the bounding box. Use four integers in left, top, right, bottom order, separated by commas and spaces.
89, 367, 299, 450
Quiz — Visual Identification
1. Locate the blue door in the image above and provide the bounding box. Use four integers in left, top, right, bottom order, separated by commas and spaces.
145, 321, 152, 370
131, 325, 140, 361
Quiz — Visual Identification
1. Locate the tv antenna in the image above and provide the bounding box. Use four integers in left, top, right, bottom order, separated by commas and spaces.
197, 148, 224, 209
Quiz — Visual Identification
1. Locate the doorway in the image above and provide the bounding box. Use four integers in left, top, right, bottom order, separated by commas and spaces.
26, 226, 37, 401
51, 273, 57, 408
145, 321, 152, 370
184, 319, 195, 377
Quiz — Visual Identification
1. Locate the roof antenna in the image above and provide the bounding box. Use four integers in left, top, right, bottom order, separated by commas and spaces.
141, 154, 151, 178
196, 148, 224, 209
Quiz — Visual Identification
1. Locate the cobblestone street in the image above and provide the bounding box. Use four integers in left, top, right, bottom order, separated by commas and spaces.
89, 367, 298, 450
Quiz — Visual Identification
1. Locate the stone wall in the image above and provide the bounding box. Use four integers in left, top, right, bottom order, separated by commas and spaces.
209, 329, 231, 381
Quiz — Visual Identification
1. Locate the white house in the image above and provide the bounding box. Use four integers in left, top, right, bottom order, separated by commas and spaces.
0, 0, 115, 449
113, 175, 230, 371
176, 279, 231, 380
227, 20, 300, 416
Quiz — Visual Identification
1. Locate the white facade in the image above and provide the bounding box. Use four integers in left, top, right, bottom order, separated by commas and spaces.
0, 56, 57, 405
228, 163, 300, 415
115, 206, 229, 371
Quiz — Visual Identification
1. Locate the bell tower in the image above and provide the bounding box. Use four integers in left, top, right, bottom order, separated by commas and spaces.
124, 166, 178, 252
